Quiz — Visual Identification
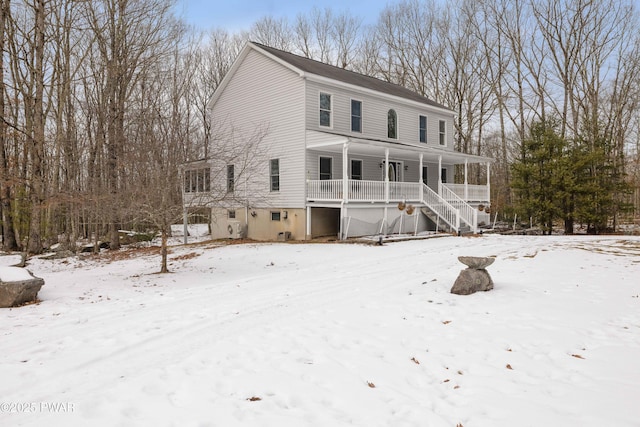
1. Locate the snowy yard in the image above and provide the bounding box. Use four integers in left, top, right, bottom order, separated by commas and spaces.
1, 234, 639, 426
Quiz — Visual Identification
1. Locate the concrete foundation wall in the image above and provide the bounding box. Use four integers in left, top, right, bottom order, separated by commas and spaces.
211, 208, 306, 241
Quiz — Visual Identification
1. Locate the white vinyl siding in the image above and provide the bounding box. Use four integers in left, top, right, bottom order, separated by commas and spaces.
304, 80, 454, 150
211, 49, 306, 207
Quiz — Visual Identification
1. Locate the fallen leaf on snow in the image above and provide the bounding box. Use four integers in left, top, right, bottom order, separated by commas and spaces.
506, 364, 513, 370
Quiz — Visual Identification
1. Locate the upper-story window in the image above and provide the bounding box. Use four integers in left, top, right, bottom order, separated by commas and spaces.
439, 120, 446, 146
351, 100, 362, 133
419, 115, 427, 143
270, 159, 280, 191
387, 109, 397, 139
227, 164, 234, 193
320, 92, 332, 127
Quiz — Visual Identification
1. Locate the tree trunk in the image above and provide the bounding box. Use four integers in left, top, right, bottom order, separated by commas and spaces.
27, 0, 47, 254
160, 227, 169, 273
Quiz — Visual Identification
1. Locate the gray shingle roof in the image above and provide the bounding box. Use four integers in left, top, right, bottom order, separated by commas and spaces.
252, 42, 451, 111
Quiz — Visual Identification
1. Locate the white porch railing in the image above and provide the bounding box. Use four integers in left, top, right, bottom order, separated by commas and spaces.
440, 183, 478, 232
307, 179, 344, 201
444, 183, 490, 202
307, 180, 423, 202
307, 179, 479, 234
421, 183, 460, 231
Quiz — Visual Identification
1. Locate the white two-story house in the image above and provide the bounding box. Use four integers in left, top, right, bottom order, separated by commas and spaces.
182, 42, 492, 241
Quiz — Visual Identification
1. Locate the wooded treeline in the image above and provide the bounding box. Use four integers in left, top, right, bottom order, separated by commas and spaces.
1, 0, 639, 254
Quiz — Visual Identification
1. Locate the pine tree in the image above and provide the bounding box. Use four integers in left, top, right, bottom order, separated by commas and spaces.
511, 120, 568, 234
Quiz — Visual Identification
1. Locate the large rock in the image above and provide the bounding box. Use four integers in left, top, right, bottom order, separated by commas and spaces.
0, 267, 45, 308
451, 256, 495, 295
450, 268, 494, 295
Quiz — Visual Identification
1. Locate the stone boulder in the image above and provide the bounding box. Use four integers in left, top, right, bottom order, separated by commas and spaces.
451, 256, 495, 295
0, 267, 45, 308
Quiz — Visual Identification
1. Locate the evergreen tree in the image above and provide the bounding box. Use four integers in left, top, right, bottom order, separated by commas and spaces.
511, 120, 569, 234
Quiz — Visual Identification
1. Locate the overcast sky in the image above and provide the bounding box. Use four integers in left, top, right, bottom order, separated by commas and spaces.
175, 0, 390, 32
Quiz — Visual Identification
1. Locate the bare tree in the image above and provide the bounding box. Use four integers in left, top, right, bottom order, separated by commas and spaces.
250, 15, 291, 51
0, 0, 19, 250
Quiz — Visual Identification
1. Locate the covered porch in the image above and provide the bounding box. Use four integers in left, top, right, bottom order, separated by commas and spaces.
304, 131, 493, 237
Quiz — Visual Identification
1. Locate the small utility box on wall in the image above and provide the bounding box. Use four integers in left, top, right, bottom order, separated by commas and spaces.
228, 221, 246, 239
277, 231, 292, 241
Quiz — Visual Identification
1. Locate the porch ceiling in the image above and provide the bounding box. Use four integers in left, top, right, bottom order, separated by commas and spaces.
305, 130, 492, 164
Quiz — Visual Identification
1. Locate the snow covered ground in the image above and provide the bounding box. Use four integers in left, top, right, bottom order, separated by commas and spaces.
1, 234, 639, 427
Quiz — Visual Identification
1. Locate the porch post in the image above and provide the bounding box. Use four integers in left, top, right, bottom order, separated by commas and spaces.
486, 161, 491, 203
419, 153, 424, 184
306, 206, 312, 239
464, 159, 469, 201
438, 155, 442, 195
384, 148, 389, 231
342, 142, 349, 203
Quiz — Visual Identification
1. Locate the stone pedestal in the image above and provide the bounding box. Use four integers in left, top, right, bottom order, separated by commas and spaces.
451, 256, 495, 295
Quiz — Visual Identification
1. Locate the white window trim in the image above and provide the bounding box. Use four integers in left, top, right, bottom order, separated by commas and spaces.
419, 115, 428, 143
439, 119, 447, 146
319, 155, 333, 180
270, 158, 280, 192
319, 91, 333, 129
350, 98, 363, 134
381, 159, 404, 182
350, 158, 363, 180
387, 109, 399, 140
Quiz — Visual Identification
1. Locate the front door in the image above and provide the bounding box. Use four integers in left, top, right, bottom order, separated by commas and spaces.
385, 161, 403, 182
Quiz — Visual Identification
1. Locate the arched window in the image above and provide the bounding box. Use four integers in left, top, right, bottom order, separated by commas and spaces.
387, 109, 397, 139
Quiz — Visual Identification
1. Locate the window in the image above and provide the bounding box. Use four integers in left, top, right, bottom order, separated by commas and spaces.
197, 169, 205, 192
227, 165, 234, 193
228, 210, 236, 219
441, 168, 447, 183
419, 115, 427, 143
184, 168, 210, 193
270, 159, 280, 191
439, 120, 446, 145
388, 109, 397, 139
271, 211, 281, 221
351, 159, 362, 180
351, 100, 362, 133
422, 166, 428, 185
320, 92, 332, 127
319, 157, 332, 180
